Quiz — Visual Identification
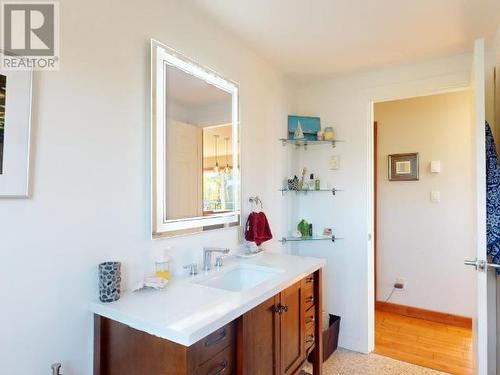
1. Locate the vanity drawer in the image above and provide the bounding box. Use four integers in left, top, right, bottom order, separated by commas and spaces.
189, 321, 235, 369
303, 288, 315, 311
303, 273, 314, 292
193, 345, 234, 375
304, 305, 316, 327
304, 304, 316, 353
305, 322, 315, 352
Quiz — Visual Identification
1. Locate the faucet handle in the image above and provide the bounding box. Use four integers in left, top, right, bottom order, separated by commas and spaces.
183, 263, 198, 276
215, 256, 225, 269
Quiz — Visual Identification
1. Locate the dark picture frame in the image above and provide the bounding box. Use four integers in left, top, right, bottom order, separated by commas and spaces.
388, 153, 419, 181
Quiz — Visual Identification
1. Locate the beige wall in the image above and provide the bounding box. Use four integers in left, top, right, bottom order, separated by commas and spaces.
375, 90, 475, 316
203, 125, 233, 169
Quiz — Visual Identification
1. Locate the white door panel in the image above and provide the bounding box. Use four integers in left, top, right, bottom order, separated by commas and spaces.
468, 38, 491, 375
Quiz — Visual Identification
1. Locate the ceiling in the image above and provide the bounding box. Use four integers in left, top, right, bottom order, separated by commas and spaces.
189, 0, 500, 80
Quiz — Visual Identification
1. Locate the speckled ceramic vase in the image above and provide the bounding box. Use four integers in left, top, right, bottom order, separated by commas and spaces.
98, 261, 121, 302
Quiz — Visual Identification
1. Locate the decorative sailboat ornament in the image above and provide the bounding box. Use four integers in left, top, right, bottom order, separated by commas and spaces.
294, 120, 305, 140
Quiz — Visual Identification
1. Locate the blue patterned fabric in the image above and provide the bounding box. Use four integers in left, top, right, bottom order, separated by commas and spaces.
486, 122, 500, 271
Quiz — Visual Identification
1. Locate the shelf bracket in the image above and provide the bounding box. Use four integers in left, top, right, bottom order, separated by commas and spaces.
331, 188, 336, 196
332, 235, 336, 242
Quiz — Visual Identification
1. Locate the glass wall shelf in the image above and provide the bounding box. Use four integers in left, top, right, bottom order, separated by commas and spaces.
279, 138, 344, 149
279, 188, 343, 196
279, 235, 343, 243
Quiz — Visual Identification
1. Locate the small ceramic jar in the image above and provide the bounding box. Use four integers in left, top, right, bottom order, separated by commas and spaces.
323, 127, 335, 141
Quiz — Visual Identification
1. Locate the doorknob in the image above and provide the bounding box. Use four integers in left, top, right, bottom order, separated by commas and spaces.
464, 259, 481, 270
464, 258, 500, 272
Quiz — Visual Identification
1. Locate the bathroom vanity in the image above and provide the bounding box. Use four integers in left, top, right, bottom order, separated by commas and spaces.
92, 253, 325, 375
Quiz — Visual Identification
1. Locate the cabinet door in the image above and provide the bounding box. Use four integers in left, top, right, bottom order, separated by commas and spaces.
281, 281, 305, 375
239, 295, 280, 375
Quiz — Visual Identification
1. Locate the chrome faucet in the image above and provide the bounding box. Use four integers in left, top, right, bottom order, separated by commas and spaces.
203, 247, 230, 271
51, 363, 62, 375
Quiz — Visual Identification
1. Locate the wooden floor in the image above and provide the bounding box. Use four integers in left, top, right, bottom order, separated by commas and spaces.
374, 310, 473, 374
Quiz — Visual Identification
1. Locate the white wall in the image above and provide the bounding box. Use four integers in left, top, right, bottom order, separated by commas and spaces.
0, 0, 293, 373
375, 91, 475, 317
293, 52, 472, 353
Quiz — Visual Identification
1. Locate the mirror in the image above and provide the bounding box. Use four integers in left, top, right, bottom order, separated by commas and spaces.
151, 40, 240, 237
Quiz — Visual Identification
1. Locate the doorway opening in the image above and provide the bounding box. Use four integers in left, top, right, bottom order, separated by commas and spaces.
373, 91, 475, 374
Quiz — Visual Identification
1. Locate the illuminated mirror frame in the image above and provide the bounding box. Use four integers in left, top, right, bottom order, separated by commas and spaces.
151, 40, 240, 238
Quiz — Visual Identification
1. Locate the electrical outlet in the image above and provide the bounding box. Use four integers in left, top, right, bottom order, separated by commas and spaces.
394, 277, 406, 289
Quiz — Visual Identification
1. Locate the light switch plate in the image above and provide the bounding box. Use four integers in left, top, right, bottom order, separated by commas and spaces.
330, 155, 340, 170
430, 161, 441, 173
430, 190, 440, 203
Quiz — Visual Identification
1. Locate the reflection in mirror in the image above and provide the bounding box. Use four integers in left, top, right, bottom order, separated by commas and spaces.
165, 65, 233, 221
152, 40, 240, 237
202, 126, 234, 215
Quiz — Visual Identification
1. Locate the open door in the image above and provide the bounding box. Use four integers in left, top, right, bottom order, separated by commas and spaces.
464, 38, 497, 375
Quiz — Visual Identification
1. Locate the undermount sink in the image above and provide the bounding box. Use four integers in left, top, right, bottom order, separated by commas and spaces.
194, 265, 283, 292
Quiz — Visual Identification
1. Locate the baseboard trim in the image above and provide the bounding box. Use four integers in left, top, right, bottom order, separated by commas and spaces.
375, 301, 472, 329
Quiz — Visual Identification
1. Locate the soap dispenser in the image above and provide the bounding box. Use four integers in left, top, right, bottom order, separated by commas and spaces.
155, 249, 171, 281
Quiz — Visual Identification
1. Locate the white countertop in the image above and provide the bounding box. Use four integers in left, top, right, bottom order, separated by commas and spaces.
90, 252, 326, 346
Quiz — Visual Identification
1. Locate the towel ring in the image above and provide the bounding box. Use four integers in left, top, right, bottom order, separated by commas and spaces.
249, 196, 263, 210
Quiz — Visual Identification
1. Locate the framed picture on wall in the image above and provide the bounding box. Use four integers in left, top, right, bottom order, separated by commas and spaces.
0, 53, 33, 197
287, 115, 320, 141
388, 153, 419, 181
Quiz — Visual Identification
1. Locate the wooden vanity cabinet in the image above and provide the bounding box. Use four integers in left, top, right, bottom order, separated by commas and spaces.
238, 269, 323, 375
94, 269, 323, 375
94, 318, 236, 375
237, 294, 280, 374
281, 281, 306, 375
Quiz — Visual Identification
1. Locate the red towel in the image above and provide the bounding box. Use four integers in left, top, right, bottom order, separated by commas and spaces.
245, 211, 273, 246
